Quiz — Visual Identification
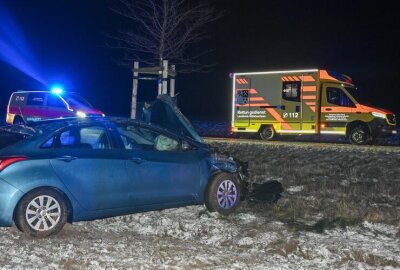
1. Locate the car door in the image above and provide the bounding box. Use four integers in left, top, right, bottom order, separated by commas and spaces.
44, 93, 73, 119
48, 124, 131, 211
321, 83, 356, 135
115, 122, 203, 206
22, 92, 47, 121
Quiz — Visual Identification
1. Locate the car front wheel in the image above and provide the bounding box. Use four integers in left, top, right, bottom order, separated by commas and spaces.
205, 173, 241, 215
15, 188, 68, 237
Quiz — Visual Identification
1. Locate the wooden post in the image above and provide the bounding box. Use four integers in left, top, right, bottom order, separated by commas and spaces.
158, 60, 162, 95
131, 61, 139, 119
170, 65, 176, 97
162, 60, 168, 95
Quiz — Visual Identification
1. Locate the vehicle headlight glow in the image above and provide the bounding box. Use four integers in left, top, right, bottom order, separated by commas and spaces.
371, 112, 386, 119
76, 111, 87, 118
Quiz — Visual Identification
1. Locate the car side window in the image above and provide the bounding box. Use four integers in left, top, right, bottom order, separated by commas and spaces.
11, 94, 26, 106
117, 125, 179, 152
27, 93, 45, 106
41, 126, 110, 150
326, 87, 355, 107
46, 94, 66, 108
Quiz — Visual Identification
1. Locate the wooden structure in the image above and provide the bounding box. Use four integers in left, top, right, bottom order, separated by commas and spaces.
130, 60, 176, 119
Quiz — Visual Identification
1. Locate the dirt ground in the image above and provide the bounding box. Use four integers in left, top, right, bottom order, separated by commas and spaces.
1, 140, 399, 269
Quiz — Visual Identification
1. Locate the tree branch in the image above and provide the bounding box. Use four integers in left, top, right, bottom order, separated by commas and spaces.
107, 0, 223, 72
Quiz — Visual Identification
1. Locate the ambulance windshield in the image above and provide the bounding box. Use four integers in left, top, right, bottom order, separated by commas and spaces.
345, 86, 365, 104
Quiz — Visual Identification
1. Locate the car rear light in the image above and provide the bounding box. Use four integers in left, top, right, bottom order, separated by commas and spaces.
0, 156, 27, 172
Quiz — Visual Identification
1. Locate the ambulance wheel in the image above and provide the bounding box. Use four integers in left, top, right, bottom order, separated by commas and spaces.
260, 126, 275, 140
349, 126, 369, 145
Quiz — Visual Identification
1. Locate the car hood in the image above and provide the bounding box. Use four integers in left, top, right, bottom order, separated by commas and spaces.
150, 95, 203, 143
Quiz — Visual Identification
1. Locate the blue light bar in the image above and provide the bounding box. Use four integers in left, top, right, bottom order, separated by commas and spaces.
51, 86, 63, 95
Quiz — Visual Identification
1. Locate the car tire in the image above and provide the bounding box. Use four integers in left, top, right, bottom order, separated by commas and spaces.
349, 126, 369, 145
15, 188, 68, 237
13, 115, 24, 125
259, 126, 275, 140
205, 173, 241, 215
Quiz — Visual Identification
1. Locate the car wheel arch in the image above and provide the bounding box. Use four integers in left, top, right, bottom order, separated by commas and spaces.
13, 186, 74, 224
12, 115, 25, 125
346, 121, 371, 137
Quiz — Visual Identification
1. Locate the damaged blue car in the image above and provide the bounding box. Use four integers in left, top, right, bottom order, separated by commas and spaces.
0, 95, 245, 237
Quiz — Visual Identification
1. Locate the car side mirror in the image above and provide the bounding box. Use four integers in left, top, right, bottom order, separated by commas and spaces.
181, 141, 192, 151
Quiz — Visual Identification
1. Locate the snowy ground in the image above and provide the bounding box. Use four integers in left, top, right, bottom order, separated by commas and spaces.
1, 207, 399, 269
1, 140, 400, 269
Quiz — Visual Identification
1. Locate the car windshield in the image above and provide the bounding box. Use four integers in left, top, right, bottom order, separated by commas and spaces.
1, 120, 73, 137
62, 93, 93, 108
0, 125, 37, 137
0, 125, 37, 149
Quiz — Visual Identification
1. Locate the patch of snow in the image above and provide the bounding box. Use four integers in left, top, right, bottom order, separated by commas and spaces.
286, 185, 304, 193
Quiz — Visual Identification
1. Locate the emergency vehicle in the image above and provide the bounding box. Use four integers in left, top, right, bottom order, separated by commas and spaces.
232, 69, 397, 144
6, 90, 104, 125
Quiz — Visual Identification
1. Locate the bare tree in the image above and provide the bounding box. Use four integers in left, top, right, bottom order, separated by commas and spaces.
108, 0, 222, 72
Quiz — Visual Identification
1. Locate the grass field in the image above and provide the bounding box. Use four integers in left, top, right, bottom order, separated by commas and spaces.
0, 140, 399, 269
209, 140, 400, 233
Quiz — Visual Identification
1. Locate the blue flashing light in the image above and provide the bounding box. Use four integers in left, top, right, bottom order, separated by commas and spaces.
51, 86, 64, 95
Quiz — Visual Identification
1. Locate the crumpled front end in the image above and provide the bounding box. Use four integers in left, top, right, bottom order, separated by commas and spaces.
209, 153, 249, 200
210, 153, 248, 182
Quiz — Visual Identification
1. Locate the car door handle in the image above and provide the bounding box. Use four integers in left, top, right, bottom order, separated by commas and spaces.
325, 108, 332, 111
129, 157, 145, 164
56, 156, 77, 162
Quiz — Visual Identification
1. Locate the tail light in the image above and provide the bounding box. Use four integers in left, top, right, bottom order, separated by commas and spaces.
228, 125, 233, 135
0, 156, 27, 172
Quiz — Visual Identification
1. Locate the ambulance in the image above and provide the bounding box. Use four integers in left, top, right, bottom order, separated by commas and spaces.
231, 69, 397, 144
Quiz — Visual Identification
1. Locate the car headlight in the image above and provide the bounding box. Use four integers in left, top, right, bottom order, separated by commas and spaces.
371, 112, 386, 119
76, 111, 87, 118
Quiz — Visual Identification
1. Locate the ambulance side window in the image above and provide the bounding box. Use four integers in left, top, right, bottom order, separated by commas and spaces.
236, 90, 249, 105
326, 88, 355, 107
282, 82, 301, 102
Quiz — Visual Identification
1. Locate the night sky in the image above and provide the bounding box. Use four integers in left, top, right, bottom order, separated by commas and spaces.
0, 0, 399, 122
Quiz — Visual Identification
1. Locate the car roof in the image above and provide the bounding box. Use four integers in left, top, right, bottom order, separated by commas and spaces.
22, 116, 193, 141
25, 116, 148, 126
12, 90, 80, 95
